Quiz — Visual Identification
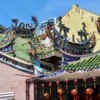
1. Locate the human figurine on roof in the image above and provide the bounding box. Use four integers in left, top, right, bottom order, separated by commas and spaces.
96, 17, 100, 34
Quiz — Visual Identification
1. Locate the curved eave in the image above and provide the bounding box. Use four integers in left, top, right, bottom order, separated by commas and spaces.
38, 59, 55, 67
0, 52, 32, 66
0, 39, 15, 49
34, 64, 47, 73
0, 58, 33, 74
33, 57, 51, 73
40, 69, 100, 81
38, 52, 62, 60
60, 49, 100, 58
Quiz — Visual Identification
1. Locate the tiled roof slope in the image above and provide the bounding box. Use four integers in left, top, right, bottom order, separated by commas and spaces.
62, 54, 100, 71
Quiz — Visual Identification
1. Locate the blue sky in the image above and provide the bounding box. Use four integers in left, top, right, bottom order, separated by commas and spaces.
0, 0, 100, 28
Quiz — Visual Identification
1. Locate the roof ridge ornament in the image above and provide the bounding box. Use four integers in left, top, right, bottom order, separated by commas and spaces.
72, 4, 79, 8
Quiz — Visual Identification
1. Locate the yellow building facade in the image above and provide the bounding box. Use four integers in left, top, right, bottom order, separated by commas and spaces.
56, 4, 100, 52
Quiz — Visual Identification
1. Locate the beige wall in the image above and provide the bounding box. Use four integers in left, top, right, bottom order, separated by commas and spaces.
56, 4, 100, 52
0, 62, 34, 100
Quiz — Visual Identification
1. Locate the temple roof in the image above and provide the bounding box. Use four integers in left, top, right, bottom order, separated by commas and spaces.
36, 52, 100, 81
62, 53, 100, 71
0, 51, 32, 65
39, 69, 100, 81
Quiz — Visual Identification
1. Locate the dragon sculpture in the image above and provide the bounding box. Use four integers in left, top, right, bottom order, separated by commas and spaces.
58, 16, 70, 38
12, 16, 38, 38
46, 16, 96, 55
77, 22, 88, 43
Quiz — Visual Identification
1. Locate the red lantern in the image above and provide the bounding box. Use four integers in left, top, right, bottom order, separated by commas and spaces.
35, 84, 37, 88
83, 78, 87, 89
83, 78, 87, 82
93, 77, 97, 88
71, 89, 80, 100
65, 79, 69, 83
74, 79, 78, 89
42, 83, 45, 88
97, 93, 100, 100
85, 88, 94, 95
56, 81, 60, 85
96, 88, 100, 99
44, 92, 50, 100
74, 79, 78, 83
49, 82, 52, 94
65, 79, 69, 90
56, 81, 60, 90
57, 89, 64, 95
57, 89, 64, 100
93, 77, 96, 81
71, 89, 78, 96
49, 82, 52, 87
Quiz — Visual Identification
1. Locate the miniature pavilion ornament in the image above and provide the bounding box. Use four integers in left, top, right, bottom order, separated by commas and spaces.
56, 81, 60, 90
74, 79, 78, 89
65, 79, 69, 90
34, 84, 38, 95
93, 77, 97, 88
42, 83, 45, 94
48, 82, 52, 94
83, 78, 87, 89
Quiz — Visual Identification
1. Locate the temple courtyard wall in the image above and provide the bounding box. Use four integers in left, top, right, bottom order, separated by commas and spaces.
0, 62, 34, 100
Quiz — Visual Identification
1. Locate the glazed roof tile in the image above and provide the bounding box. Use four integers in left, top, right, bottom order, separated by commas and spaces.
62, 54, 100, 71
